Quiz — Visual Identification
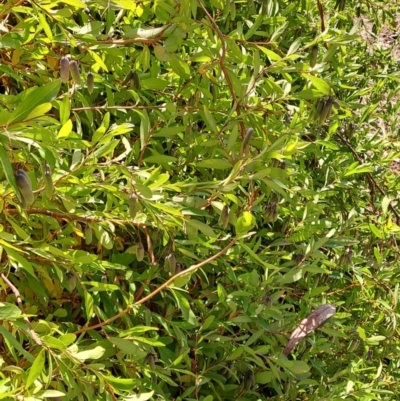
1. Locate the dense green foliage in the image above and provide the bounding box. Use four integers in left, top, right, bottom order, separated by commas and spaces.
0, 0, 400, 400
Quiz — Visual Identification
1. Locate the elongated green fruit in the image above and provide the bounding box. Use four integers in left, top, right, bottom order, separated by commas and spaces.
265, 202, 278, 222
310, 46, 318, 68
335, 0, 346, 11
145, 353, 157, 369
319, 97, 333, 124
229, 0, 236, 19
294, 253, 304, 265
164, 255, 171, 272
261, 0, 270, 15
69, 60, 81, 85
20, 197, 27, 210
243, 127, 254, 149
346, 122, 355, 139
147, 354, 156, 370
84, 225, 92, 245
87, 71, 94, 94
43, 164, 53, 198
129, 193, 138, 219
60, 56, 70, 83
314, 99, 325, 121
121, 70, 134, 86
131, 71, 141, 90
66, 272, 77, 292
192, 122, 199, 132
210, 84, 217, 103
220, 361, 233, 379
244, 370, 255, 390
348, 338, 360, 352
164, 253, 176, 274
15, 170, 34, 206
219, 205, 229, 229
136, 241, 144, 261
188, 96, 195, 107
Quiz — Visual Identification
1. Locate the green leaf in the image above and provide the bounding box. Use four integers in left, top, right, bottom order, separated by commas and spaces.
382, 196, 391, 214
108, 337, 147, 356
37, 390, 67, 398
236, 211, 256, 233
255, 371, 272, 384
169, 54, 190, 79
245, 14, 264, 40
84, 291, 94, 321
283, 360, 310, 375
121, 391, 155, 401
38, 13, 53, 40
257, 46, 282, 61
144, 155, 177, 164
343, 164, 374, 176
197, 159, 232, 169
185, 219, 217, 237
279, 268, 303, 283
0, 325, 35, 363
170, 289, 198, 325
88, 49, 108, 71
0, 303, 21, 320
25, 102, 52, 120
303, 74, 331, 95
57, 119, 73, 138
3, 246, 35, 276
287, 37, 302, 55
8, 80, 61, 124
26, 349, 45, 388
71, 346, 106, 361
0, 146, 21, 202
104, 376, 138, 392
203, 105, 218, 134
138, 110, 150, 150
369, 224, 384, 239
41, 336, 68, 350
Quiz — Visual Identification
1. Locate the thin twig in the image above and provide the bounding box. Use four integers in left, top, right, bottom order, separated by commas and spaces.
197, 0, 245, 137
73, 237, 237, 334
0, 273, 43, 346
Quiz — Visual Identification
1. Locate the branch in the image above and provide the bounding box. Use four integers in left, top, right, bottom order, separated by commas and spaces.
316, 0, 326, 33
1, 274, 43, 346
197, 0, 245, 137
73, 237, 237, 334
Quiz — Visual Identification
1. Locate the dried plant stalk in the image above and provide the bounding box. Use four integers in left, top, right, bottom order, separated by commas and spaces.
283, 304, 336, 356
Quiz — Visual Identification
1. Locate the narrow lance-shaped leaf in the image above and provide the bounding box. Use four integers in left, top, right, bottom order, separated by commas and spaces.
8, 80, 61, 124
0, 147, 21, 202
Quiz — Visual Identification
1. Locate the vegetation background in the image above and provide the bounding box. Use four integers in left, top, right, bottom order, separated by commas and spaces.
0, 0, 400, 400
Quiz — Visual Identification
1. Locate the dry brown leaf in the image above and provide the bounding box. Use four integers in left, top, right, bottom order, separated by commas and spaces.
283, 304, 336, 356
